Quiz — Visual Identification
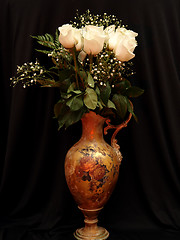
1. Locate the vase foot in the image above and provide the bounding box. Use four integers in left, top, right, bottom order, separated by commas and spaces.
74, 207, 109, 239
74, 226, 109, 240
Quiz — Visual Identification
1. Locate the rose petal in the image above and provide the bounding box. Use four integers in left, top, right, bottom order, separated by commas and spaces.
84, 38, 104, 55
114, 42, 135, 62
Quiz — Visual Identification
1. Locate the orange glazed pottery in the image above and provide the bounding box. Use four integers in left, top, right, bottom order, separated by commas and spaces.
65, 111, 132, 239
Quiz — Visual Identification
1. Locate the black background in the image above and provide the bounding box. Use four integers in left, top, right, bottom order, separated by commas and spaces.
0, 0, 180, 239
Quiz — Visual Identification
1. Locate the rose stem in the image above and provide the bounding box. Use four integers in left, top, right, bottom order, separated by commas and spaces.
89, 54, 93, 72
72, 48, 79, 89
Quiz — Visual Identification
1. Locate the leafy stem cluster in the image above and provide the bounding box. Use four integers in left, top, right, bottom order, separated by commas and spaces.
11, 29, 144, 130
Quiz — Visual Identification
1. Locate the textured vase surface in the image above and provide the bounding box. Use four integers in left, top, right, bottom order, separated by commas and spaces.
65, 111, 121, 239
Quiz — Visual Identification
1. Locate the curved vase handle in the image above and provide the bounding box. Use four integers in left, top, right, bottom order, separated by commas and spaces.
104, 102, 133, 163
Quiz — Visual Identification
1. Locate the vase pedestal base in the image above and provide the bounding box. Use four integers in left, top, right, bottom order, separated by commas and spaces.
74, 227, 109, 240
74, 207, 109, 240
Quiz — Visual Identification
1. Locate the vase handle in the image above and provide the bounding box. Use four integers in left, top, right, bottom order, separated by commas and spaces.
104, 102, 133, 162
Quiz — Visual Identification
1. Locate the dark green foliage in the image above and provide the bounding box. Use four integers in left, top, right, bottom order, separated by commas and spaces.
11, 13, 144, 130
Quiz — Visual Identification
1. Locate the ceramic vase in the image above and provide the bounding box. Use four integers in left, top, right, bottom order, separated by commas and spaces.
65, 111, 132, 239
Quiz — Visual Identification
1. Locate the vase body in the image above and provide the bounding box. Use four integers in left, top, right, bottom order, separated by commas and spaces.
65, 111, 121, 239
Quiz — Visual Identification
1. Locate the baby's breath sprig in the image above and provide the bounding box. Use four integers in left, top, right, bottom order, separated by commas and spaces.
81, 48, 133, 86
10, 60, 56, 88
71, 9, 123, 28
120, 61, 135, 78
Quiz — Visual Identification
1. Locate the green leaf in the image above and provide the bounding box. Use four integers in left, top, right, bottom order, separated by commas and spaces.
55, 29, 61, 48
84, 88, 98, 110
60, 92, 72, 99
64, 108, 86, 129
97, 101, 103, 110
57, 120, 65, 130
95, 86, 100, 96
37, 40, 55, 49
54, 101, 85, 130
32, 33, 56, 48
66, 95, 84, 111
71, 90, 82, 94
114, 79, 131, 94
100, 82, 111, 105
45, 33, 54, 42
112, 94, 127, 119
58, 69, 73, 81
37, 79, 59, 87
126, 98, 138, 122
126, 87, 144, 98
35, 49, 52, 54
107, 100, 116, 110
58, 110, 71, 130
31, 35, 43, 41
67, 82, 76, 93
54, 101, 72, 130
87, 72, 94, 88
59, 78, 71, 92
79, 71, 87, 81
54, 101, 67, 119
101, 107, 116, 118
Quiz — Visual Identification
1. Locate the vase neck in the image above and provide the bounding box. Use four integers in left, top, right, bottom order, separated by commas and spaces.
81, 112, 105, 141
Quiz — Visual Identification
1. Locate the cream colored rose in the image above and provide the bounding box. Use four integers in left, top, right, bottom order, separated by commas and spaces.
108, 27, 138, 62
58, 24, 83, 51
104, 25, 116, 43
83, 25, 106, 55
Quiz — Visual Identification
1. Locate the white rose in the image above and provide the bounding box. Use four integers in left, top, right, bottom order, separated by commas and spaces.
108, 27, 138, 62
114, 36, 137, 62
58, 24, 83, 51
107, 30, 119, 50
83, 25, 106, 55
116, 27, 138, 38
104, 25, 116, 43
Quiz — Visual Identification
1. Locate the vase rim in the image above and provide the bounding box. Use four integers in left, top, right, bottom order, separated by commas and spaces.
82, 111, 106, 121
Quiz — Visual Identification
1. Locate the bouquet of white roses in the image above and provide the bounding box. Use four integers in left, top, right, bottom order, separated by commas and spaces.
58, 22, 137, 62
11, 10, 144, 130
